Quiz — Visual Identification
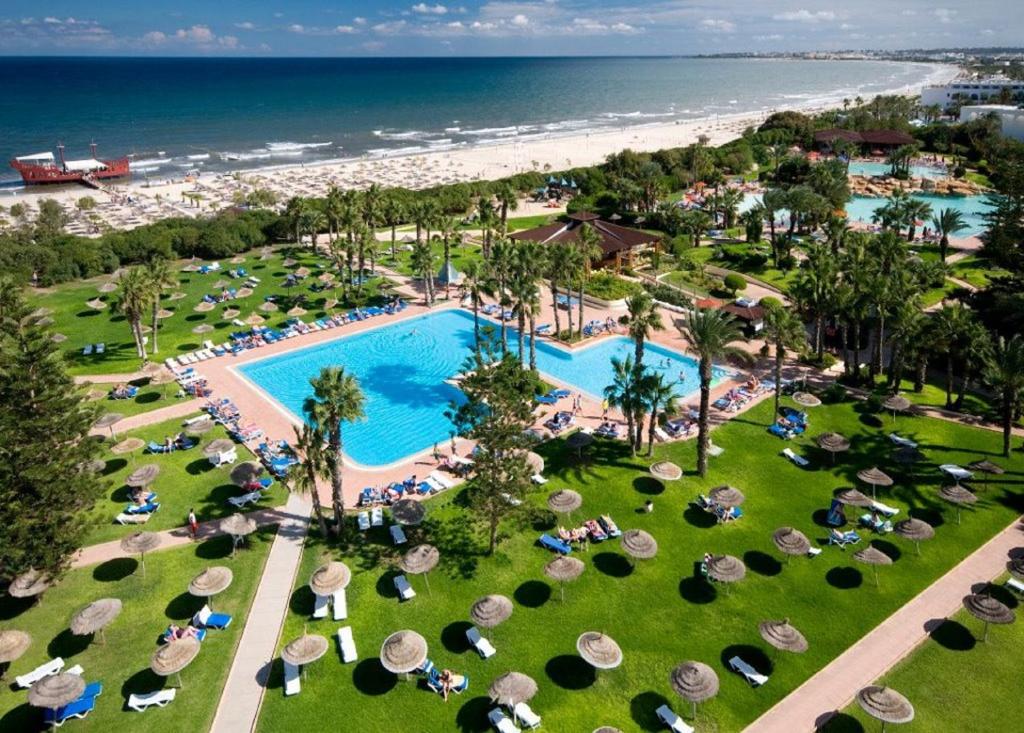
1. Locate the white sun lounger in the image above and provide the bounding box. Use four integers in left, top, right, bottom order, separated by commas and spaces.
530, 474, 548, 485
16, 657, 64, 689
656, 704, 694, 733
115, 512, 151, 525
228, 490, 262, 509
1006, 577, 1024, 595
729, 656, 769, 687
870, 500, 899, 517
283, 661, 300, 696
466, 626, 496, 659
312, 593, 329, 619
889, 433, 918, 448
654, 426, 672, 442
707, 442, 724, 457
332, 588, 347, 621
428, 471, 455, 490
65, 664, 84, 676
512, 702, 541, 729
337, 626, 357, 663
488, 708, 521, 733
389, 525, 407, 545
370, 507, 383, 527
940, 464, 973, 482
128, 689, 177, 712
394, 574, 416, 601
781, 448, 809, 467
357, 511, 370, 531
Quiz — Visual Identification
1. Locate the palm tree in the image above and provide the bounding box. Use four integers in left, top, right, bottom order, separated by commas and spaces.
604, 355, 642, 455
489, 238, 515, 352
574, 224, 604, 338
511, 240, 546, 370
438, 215, 459, 300
298, 208, 326, 252
284, 196, 309, 245
325, 186, 345, 244
791, 243, 836, 358
931, 208, 966, 263
292, 423, 329, 538
903, 199, 933, 242
641, 372, 678, 457
381, 194, 405, 262
681, 209, 712, 250
115, 267, 152, 360
303, 367, 365, 534
679, 308, 749, 476
461, 260, 493, 350
625, 291, 663, 370
931, 303, 974, 409
144, 258, 175, 356
718, 187, 743, 229
410, 239, 436, 306
495, 183, 518, 235
985, 335, 1024, 457
477, 198, 497, 258
762, 305, 806, 420
546, 243, 573, 338
761, 189, 787, 265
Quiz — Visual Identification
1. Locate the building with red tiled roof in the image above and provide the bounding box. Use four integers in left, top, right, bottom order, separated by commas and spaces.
510, 212, 660, 271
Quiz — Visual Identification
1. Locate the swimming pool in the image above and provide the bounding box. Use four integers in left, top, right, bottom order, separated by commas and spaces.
847, 160, 947, 180
845, 193, 992, 236
238, 309, 726, 466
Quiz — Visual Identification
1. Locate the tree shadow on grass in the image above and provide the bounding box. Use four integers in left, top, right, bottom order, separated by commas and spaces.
513, 580, 551, 608
93, 557, 138, 582
47, 628, 93, 660
454, 696, 492, 733
632, 477, 664, 496
288, 585, 315, 617
720, 644, 774, 676
186, 458, 215, 477
352, 658, 397, 696
194, 535, 233, 560
165, 592, 199, 621
376, 571, 401, 600
871, 540, 901, 562
743, 550, 782, 577
102, 458, 127, 476
630, 691, 671, 732
825, 566, 863, 590
908, 506, 944, 528
592, 552, 633, 578
996, 490, 1024, 514
678, 577, 717, 604
441, 621, 473, 654
925, 618, 976, 651
858, 414, 884, 429
816, 712, 866, 732
545, 654, 595, 690
682, 506, 717, 529
0, 595, 36, 621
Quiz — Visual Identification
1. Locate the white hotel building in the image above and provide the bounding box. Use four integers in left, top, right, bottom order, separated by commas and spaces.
921, 78, 1024, 110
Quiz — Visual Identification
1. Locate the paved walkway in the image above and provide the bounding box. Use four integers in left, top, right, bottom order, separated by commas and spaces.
746, 517, 1024, 733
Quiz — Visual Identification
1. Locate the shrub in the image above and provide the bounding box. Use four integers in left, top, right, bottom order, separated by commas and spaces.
759, 296, 783, 311
723, 273, 746, 295
821, 382, 847, 404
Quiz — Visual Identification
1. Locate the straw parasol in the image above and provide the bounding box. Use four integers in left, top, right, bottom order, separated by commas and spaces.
882, 394, 912, 423
857, 467, 893, 499
111, 437, 145, 456
759, 618, 808, 654
120, 531, 160, 576
194, 301, 215, 313
28, 673, 86, 710
772, 527, 810, 561
400, 545, 440, 595
86, 298, 107, 310
816, 432, 851, 463
968, 459, 1004, 490
792, 391, 821, 408
709, 485, 745, 508
85, 387, 106, 401
213, 279, 228, 289
93, 412, 123, 437
51, 333, 67, 343
236, 288, 254, 299
295, 266, 311, 278
149, 371, 176, 397
1009, 555, 1024, 581
126, 464, 160, 488
151, 637, 201, 688
192, 323, 214, 334
189, 566, 233, 609
281, 633, 329, 676
593, 728, 623, 733
857, 686, 914, 731
0, 630, 31, 672
566, 431, 594, 456
938, 484, 977, 525
669, 661, 719, 719
9, 569, 49, 599
221, 513, 257, 552
962, 593, 1015, 641
525, 451, 545, 475
391, 498, 425, 526
245, 313, 265, 326
186, 418, 215, 436
98, 281, 118, 293
853, 546, 893, 587
259, 301, 279, 312
204, 438, 235, 457
489, 671, 537, 707
70, 598, 122, 644
547, 489, 582, 518
229, 461, 264, 487
835, 487, 873, 508
576, 632, 623, 670
894, 518, 934, 555
544, 556, 585, 601
379, 630, 428, 676
650, 461, 683, 483
621, 529, 658, 562
231, 255, 246, 264
471, 594, 513, 630
82, 458, 107, 474
706, 554, 746, 586
309, 562, 351, 597
223, 307, 240, 319
157, 309, 174, 319
168, 292, 187, 301
141, 362, 163, 377
286, 306, 307, 317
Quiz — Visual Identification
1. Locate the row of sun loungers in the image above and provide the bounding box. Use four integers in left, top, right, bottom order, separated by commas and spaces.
694, 494, 743, 523
312, 589, 348, 621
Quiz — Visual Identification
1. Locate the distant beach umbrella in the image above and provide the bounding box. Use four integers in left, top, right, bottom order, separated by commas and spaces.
835, 487, 873, 508
70, 598, 122, 645
525, 451, 545, 475
576, 632, 622, 671
221, 513, 257, 553
120, 531, 160, 576
593, 728, 623, 733
649, 461, 683, 483
222, 307, 240, 319
323, 298, 339, 310
489, 671, 537, 707
151, 637, 201, 688
962, 593, 1015, 641
772, 527, 810, 561
318, 271, 334, 283
111, 437, 145, 456
203, 438, 235, 457
282, 258, 298, 267
236, 287, 254, 299
856, 686, 914, 732
938, 484, 977, 525
157, 308, 175, 319
853, 546, 893, 587
792, 391, 821, 408
669, 660, 719, 719
230, 255, 246, 264
85, 298, 107, 310
893, 518, 934, 555
98, 281, 118, 293
706, 554, 745, 586
149, 371, 176, 394
9, 569, 49, 600
0, 630, 31, 669
968, 460, 1004, 490
229, 461, 264, 487
245, 313, 265, 326
192, 323, 214, 334
857, 467, 893, 499
28, 673, 86, 711
141, 362, 163, 377
188, 566, 233, 609
621, 529, 658, 563
709, 485, 745, 508
51, 333, 67, 343
213, 279, 228, 289
126, 463, 160, 488
379, 630, 428, 676
294, 266, 311, 278
281, 633, 329, 675
471, 594, 513, 630
194, 301, 215, 313
168, 292, 187, 301
309, 562, 351, 597
84, 388, 107, 401
93, 412, 123, 438
545, 556, 585, 601
400, 544, 440, 595
286, 306, 307, 317
817, 432, 851, 463
82, 458, 107, 474
391, 499, 425, 526
185, 418, 215, 436
259, 301, 278, 313
882, 395, 912, 423
547, 489, 582, 518
758, 618, 808, 654
1009, 555, 1024, 581
566, 431, 594, 456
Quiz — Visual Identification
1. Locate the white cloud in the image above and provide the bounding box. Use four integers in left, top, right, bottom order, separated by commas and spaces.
772, 10, 837, 23
700, 18, 735, 34
288, 24, 305, 34
175, 25, 215, 43
218, 35, 239, 48
934, 8, 957, 24
353, 17, 367, 25
510, 14, 530, 27
373, 20, 409, 35
411, 3, 448, 14
335, 25, 357, 34
142, 30, 167, 44
235, 21, 255, 30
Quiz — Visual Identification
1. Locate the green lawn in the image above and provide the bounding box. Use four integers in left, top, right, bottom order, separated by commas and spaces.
79, 381, 189, 419
257, 396, 1024, 733
0, 529, 275, 732
386, 240, 484, 281
869, 377, 993, 420
948, 256, 1009, 290
85, 415, 281, 545
821, 574, 1022, 732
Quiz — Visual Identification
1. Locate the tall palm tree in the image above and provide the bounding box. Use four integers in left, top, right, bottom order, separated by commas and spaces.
762, 305, 807, 420
931, 208, 966, 263
681, 209, 713, 250
512, 240, 546, 370
298, 208, 326, 252
292, 423, 329, 538
303, 367, 365, 534
903, 199, 933, 242
625, 291, 663, 370
931, 303, 974, 409
679, 308, 749, 476
575, 224, 604, 338
495, 183, 518, 235
438, 215, 460, 300
604, 355, 641, 455
985, 335, 1024, 457
284, 196, 309, 245
325, 186, 345, 244
718, 187, 744, 229
115, 266, 152, 360
461, 260, 493, 350
410, 239, 436, 306
641, 372, 678, 457
144, 258, 176, 356
489, 238, 515, 352
791, 243, 836, 358
546, 243, 573, 338
477, 198, 497, 258
381, 194, 405, 262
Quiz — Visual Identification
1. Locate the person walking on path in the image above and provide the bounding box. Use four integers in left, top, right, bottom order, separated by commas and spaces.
601, 398, 609, 420
187, 508, 199, 540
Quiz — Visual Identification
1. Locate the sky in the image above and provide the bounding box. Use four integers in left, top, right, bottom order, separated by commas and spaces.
0, 1, 1019, 56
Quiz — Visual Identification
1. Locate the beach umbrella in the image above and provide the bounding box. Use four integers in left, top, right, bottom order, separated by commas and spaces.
379, 630, 428, 677
0, 630, 31, 679
93, 412, 123, 438
98, 281, 118, 293
151, 637, 201, 688
286, 306, 307, 317
236, 288, 254, 299
86, 298, 107, 310
547, 489, 582, 519
213, 279, 228, 289
1009, 555, 1024, 581
223, 307, 240, 319
835, 487, 873, 508
120, 531, 160, 576
157, 309, 174, 319
203, 438, 235, 457
186, 418, 215, 436
816, 432, 851, 463
192, 323, 214, 334
82, 458, 108, 474
70, 598, 122, 645
126, 463, 160, 488
141, 362, 163, 377
893, 518, 934, 555
621, 529, 658, 563
856, 686, 914, 732
194, 301, 215, 313
221, 513, 257, 553
323, 298, 339, 310
229, 461, 264, 487
576, 632, 623, 671
853, 546, 893, 587
245, 313, 265, 326
28, 673, 86, 711
758, 618, 808, 654
525, 451, 544, 475
772, 527, 810, 562
318, 272, 335, 283
669, 661, 719, 719
111, 437, 145, 456
857, 467, 893, 499
706, 554, 746, 588
281, 633, 329, 677
962, 593, 1015, 641
593, 728, 623, 733
309, 562, 351, 597
400, 544, 440, 595
882, 394, 912, 423
295, 266, 311, 278
391, 499, 425, 526
8, 569, 49, 600
544, 556, 585, 601
489, 671, 537, 707
968, 460, 1004, 490
649, 461, 683, 483
168, 292, 187, 301
792, 392, 821, 408
471, 595, 513, 630
51, 333, 67, 343
149, 371, 176, 398
282, 257, 298, 267
84, 387, 106, 401
259, 301, 278, 313
709, 485, 745, 508
938, 484, 977, 525
188, 566, 233, 609
566, 431, 594, 457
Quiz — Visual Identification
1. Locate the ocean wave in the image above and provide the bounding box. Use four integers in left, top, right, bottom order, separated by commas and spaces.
373, 130, 438, 141
460, 125, 523, 137
599, 110, 675, 119
187, 153, 211, 161
266, 141, 333, 152
131, 157, 172, 167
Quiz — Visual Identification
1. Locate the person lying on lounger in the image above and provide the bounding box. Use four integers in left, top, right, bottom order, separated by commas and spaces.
164, 624, 201, 641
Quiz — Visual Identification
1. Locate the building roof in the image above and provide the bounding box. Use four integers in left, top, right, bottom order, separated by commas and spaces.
510, 212, 659, 258
813, 129, 863, 144
813, 128, 916, 146
721, 303, 765, 323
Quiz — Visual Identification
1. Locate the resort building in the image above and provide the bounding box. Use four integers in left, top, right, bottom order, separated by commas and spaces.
510, 211, 660, 271
958, 104, 1024, 142
812, 129, 917, 153
921, 77, 1024, 110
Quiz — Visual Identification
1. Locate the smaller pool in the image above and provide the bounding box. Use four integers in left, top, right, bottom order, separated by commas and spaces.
847, 160, 948, 180
845, 194, 992, 236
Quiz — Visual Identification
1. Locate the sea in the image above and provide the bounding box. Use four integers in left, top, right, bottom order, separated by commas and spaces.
0, 56, 950, 187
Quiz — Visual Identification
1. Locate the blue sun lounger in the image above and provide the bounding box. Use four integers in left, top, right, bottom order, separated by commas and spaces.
193, 604, 232, 629
539, 534, 571, 554
534, 394, 558, 405
44, 682, 103, 727
124, 501, 160, 515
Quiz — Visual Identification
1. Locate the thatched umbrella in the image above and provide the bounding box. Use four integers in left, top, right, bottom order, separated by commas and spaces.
157, 309, 175, 320
141, 362, 163, 377
28, 673, 86, 712
566, 430, 593, 457
882, 394, 912, 423
938, 484, 977, 525
309, 562, 351, 598
236, 288, 254, 299
593, 728, 623, 733
245, 313, 265, 326
86, 298, 107, 310
94, 412, 123, 437
151, 637, 201, 688
857, 467, 893, 499
82, 458, 108, 474
391, 499, 425, 526
286, 306, 307, 317
259, 301, 279, 313
650, 461, 683, 483
489, 671, 537, 707
759, 618, 808, 655
706, 555, 746, 590
816, 432, 851, 464
192, 323, 214, 334
621, 529, 658, 564
963, 593, 1015, 641
400, 544, 440, 595
0, 630, 31, 681
98, 281, 118, 293
835, 487, 873, 508
230, 461, 264, 487
576, 632, 622, 671
792, 391, 821, 408
281, 633, 329, 677
709, 485, 745, 508
968, 459, 1004, 490
1009, 555, 1024, 581
186, 418, 215, 436
111, 437, 145, 456
857, 686, 914, 732
168, 292, 187, 301
379, 630, 428, 678
547, 489, 582, 520
70, 598, 122, 645
203, 438, 235, 457
126, 464, 160, 488
213, 279, 229, 289
295, 266, 311, 278
221, 513, 257, 552
772, 527, 810, 562
853, 546, 893, 587
525, 451, 544, 476
120, 531, 160, 576
51, 333, 67, 343
894, 518, 934, 555
188, 566, 233, 610
471, 595, 513, 631
194, 301, 216, 313
149, 371, 176, 398
223, 307, 240, 319
9, 569, 49, 600
669, 661, 719, 719
544, 556, 585, 601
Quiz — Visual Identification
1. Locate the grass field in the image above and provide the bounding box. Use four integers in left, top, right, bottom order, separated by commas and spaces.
256, 396, 1024, 733
79, 381, 187, 418
0, 529, 274, 733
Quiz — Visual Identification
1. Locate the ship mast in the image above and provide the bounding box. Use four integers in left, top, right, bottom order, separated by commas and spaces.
57, 143, 67, 172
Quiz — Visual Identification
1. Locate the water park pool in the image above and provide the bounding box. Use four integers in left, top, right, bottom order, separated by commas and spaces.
238, 309, 723, 466
845, 193, 992, 236
847, 160, 947, 180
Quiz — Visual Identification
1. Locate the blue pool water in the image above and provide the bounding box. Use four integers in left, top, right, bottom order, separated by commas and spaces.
847, 160, 947, 180
845, 194, 992, 236
239, 309, 723, 466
